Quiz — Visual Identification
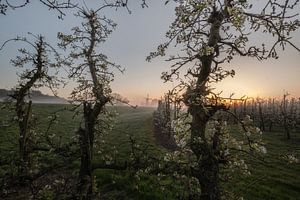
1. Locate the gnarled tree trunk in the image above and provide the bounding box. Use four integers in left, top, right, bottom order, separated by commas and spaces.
185, 9, 224, 200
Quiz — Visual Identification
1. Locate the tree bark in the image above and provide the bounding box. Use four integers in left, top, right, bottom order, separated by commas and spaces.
185, 9, 224, 200
189, 104, 221, 200
77, 102, 96, 200
18, 100, 32, 176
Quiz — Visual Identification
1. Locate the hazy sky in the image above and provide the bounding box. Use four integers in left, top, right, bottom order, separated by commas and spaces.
0, 1, 299, 105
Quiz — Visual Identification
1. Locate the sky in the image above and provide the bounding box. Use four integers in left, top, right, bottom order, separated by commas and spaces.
0, 1, 300, 105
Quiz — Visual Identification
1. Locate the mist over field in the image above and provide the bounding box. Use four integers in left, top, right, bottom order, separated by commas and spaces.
0, 89, 68, 104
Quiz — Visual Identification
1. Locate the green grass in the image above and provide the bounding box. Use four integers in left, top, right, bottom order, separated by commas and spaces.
0, 103, 299, 199
92, 106, 175, 199
101, 106, 162, 161
225, 130, 300, 200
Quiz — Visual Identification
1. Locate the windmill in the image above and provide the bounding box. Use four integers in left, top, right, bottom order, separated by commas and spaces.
145, 94, 151, 106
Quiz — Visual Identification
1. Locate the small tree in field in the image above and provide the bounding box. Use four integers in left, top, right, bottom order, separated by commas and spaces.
58, 4, 124, 199
1, 34, 60, 177
148, 0, 300, 199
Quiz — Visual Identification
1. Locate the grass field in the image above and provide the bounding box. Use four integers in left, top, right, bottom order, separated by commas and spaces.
0, 104, 299, 199
225, 130, 300, 200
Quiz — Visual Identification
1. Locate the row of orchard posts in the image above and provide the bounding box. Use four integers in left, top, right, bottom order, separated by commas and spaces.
225, 93, 300, 139
154, 91, 182, 139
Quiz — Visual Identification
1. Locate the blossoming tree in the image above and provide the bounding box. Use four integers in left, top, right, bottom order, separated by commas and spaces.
57, 2, 127, 198
0, 34, 61, 178
148, 0, 300, 199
